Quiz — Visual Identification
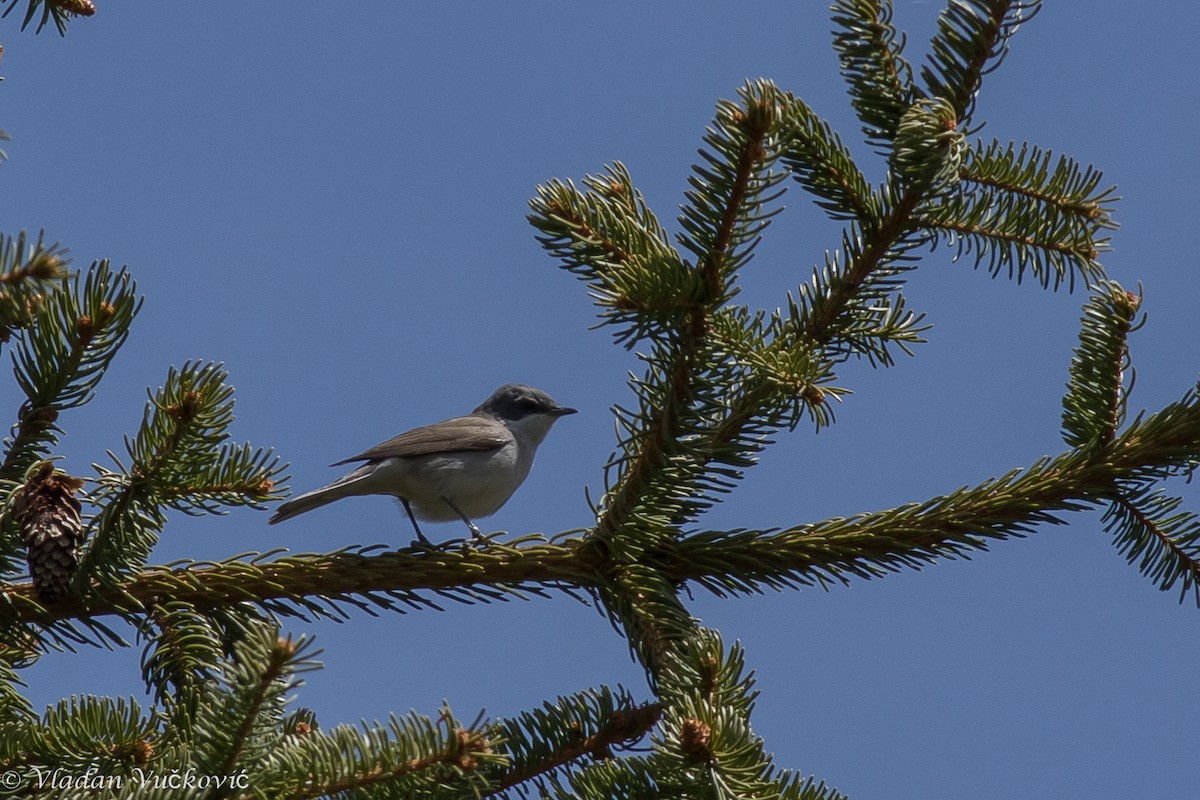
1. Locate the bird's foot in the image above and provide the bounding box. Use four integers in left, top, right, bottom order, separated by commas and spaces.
440, 495, 489, 543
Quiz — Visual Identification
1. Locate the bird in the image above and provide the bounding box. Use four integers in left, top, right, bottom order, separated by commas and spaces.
268, 384, 576, 543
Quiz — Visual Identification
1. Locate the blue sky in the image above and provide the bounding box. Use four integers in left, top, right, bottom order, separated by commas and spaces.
3, 2, 1198, 797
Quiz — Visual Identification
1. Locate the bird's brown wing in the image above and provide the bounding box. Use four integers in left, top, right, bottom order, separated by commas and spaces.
330, 415, 509, 465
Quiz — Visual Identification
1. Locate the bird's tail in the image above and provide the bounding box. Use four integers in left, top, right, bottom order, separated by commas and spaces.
268, 473, 368, 525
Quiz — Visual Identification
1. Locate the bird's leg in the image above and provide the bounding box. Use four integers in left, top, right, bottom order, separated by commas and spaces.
441, 496, 484, 541
401, 498, 430, 545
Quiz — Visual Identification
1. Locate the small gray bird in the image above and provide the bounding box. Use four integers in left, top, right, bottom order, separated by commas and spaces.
268, 384, 576, 543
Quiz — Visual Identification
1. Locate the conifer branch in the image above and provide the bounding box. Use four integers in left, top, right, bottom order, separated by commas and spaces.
294, 741, 484, 799
921, 212, 1103, 289
1061, 283, 1140, 448
678, 390, 1200, 594
592, 83, 785, 544
921, 0, 1039, 126
255, 706, 499, 799
485, 690, 660, 796
831, 0, 915, 148
77, 362, 284, 584
530, 164, 693, 348
779, 775, 849, 800
599, 564, 697, 679
648, 633, 794, 797
2, 261, 140, 482
0, 231, 68, 290
1, 542, 588, 628
0, 0, 91, 35
280, 708, 499, 799
574, 84, 791, 687
799, 187, 925, 345
916, 140, 1116, 292
684, 85, 784, 291
1, 386, 1197, 629
139, 600, 223, 710
961, 141, 1118, 225
212, 635, 295, 784
3, 4, 1195, 793
1102, 487, 1200, 606
0, 696, 152, 774
780, 94, 877, 220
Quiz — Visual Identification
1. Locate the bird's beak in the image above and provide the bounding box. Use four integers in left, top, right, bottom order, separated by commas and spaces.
550, 406, 578, 417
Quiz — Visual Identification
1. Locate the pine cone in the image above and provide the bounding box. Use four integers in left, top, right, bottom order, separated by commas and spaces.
12, 462, 87, 604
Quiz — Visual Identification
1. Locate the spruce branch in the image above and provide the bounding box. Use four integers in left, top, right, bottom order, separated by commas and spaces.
590, 80, 789, 546
0, 655, 33, 728
528, 634, 831, 799
961, 140, 1119, 226
194, 628, 320, 790
778, 775, 850, 800
529, 163, 692, 348
76, 361, 285, 585
779, 93, 877, 221
484, 687, 659, 796
596, 561, 698, 679
0, 695, 153, 775
651, 632, 784, 797
0, 604, 127, 658
138, 599, 224, 712
0, 231, 70, 345
1, 629, 505, 799
831, 0, 915, 149
678, 385, 1200, 597
538, 753, 846, 800
533, 752, 665, 800
676, 80, 788, 294
793, 186, 928, 355
919, 140, 1118, 293
0, 0, 92, 35
1103, 489, 1200, 607
1, 4, 1194, 794
674, 457, 1088, 596
1, 541, 590, 629
2, 260, 140, 482
1061, 282, 1141, 448
919, 168, 1110, 290
1, 381, 1197, 629
568, 83, 799, 690
920, 207, 1106, 290
656, 632, 757, 716
920, 0, 1041, 127
773, 96, 949, 368
709, 308, 845, 430
267, 706, 501, 799
890, 96, 965, 194
0, 234, 66, 284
